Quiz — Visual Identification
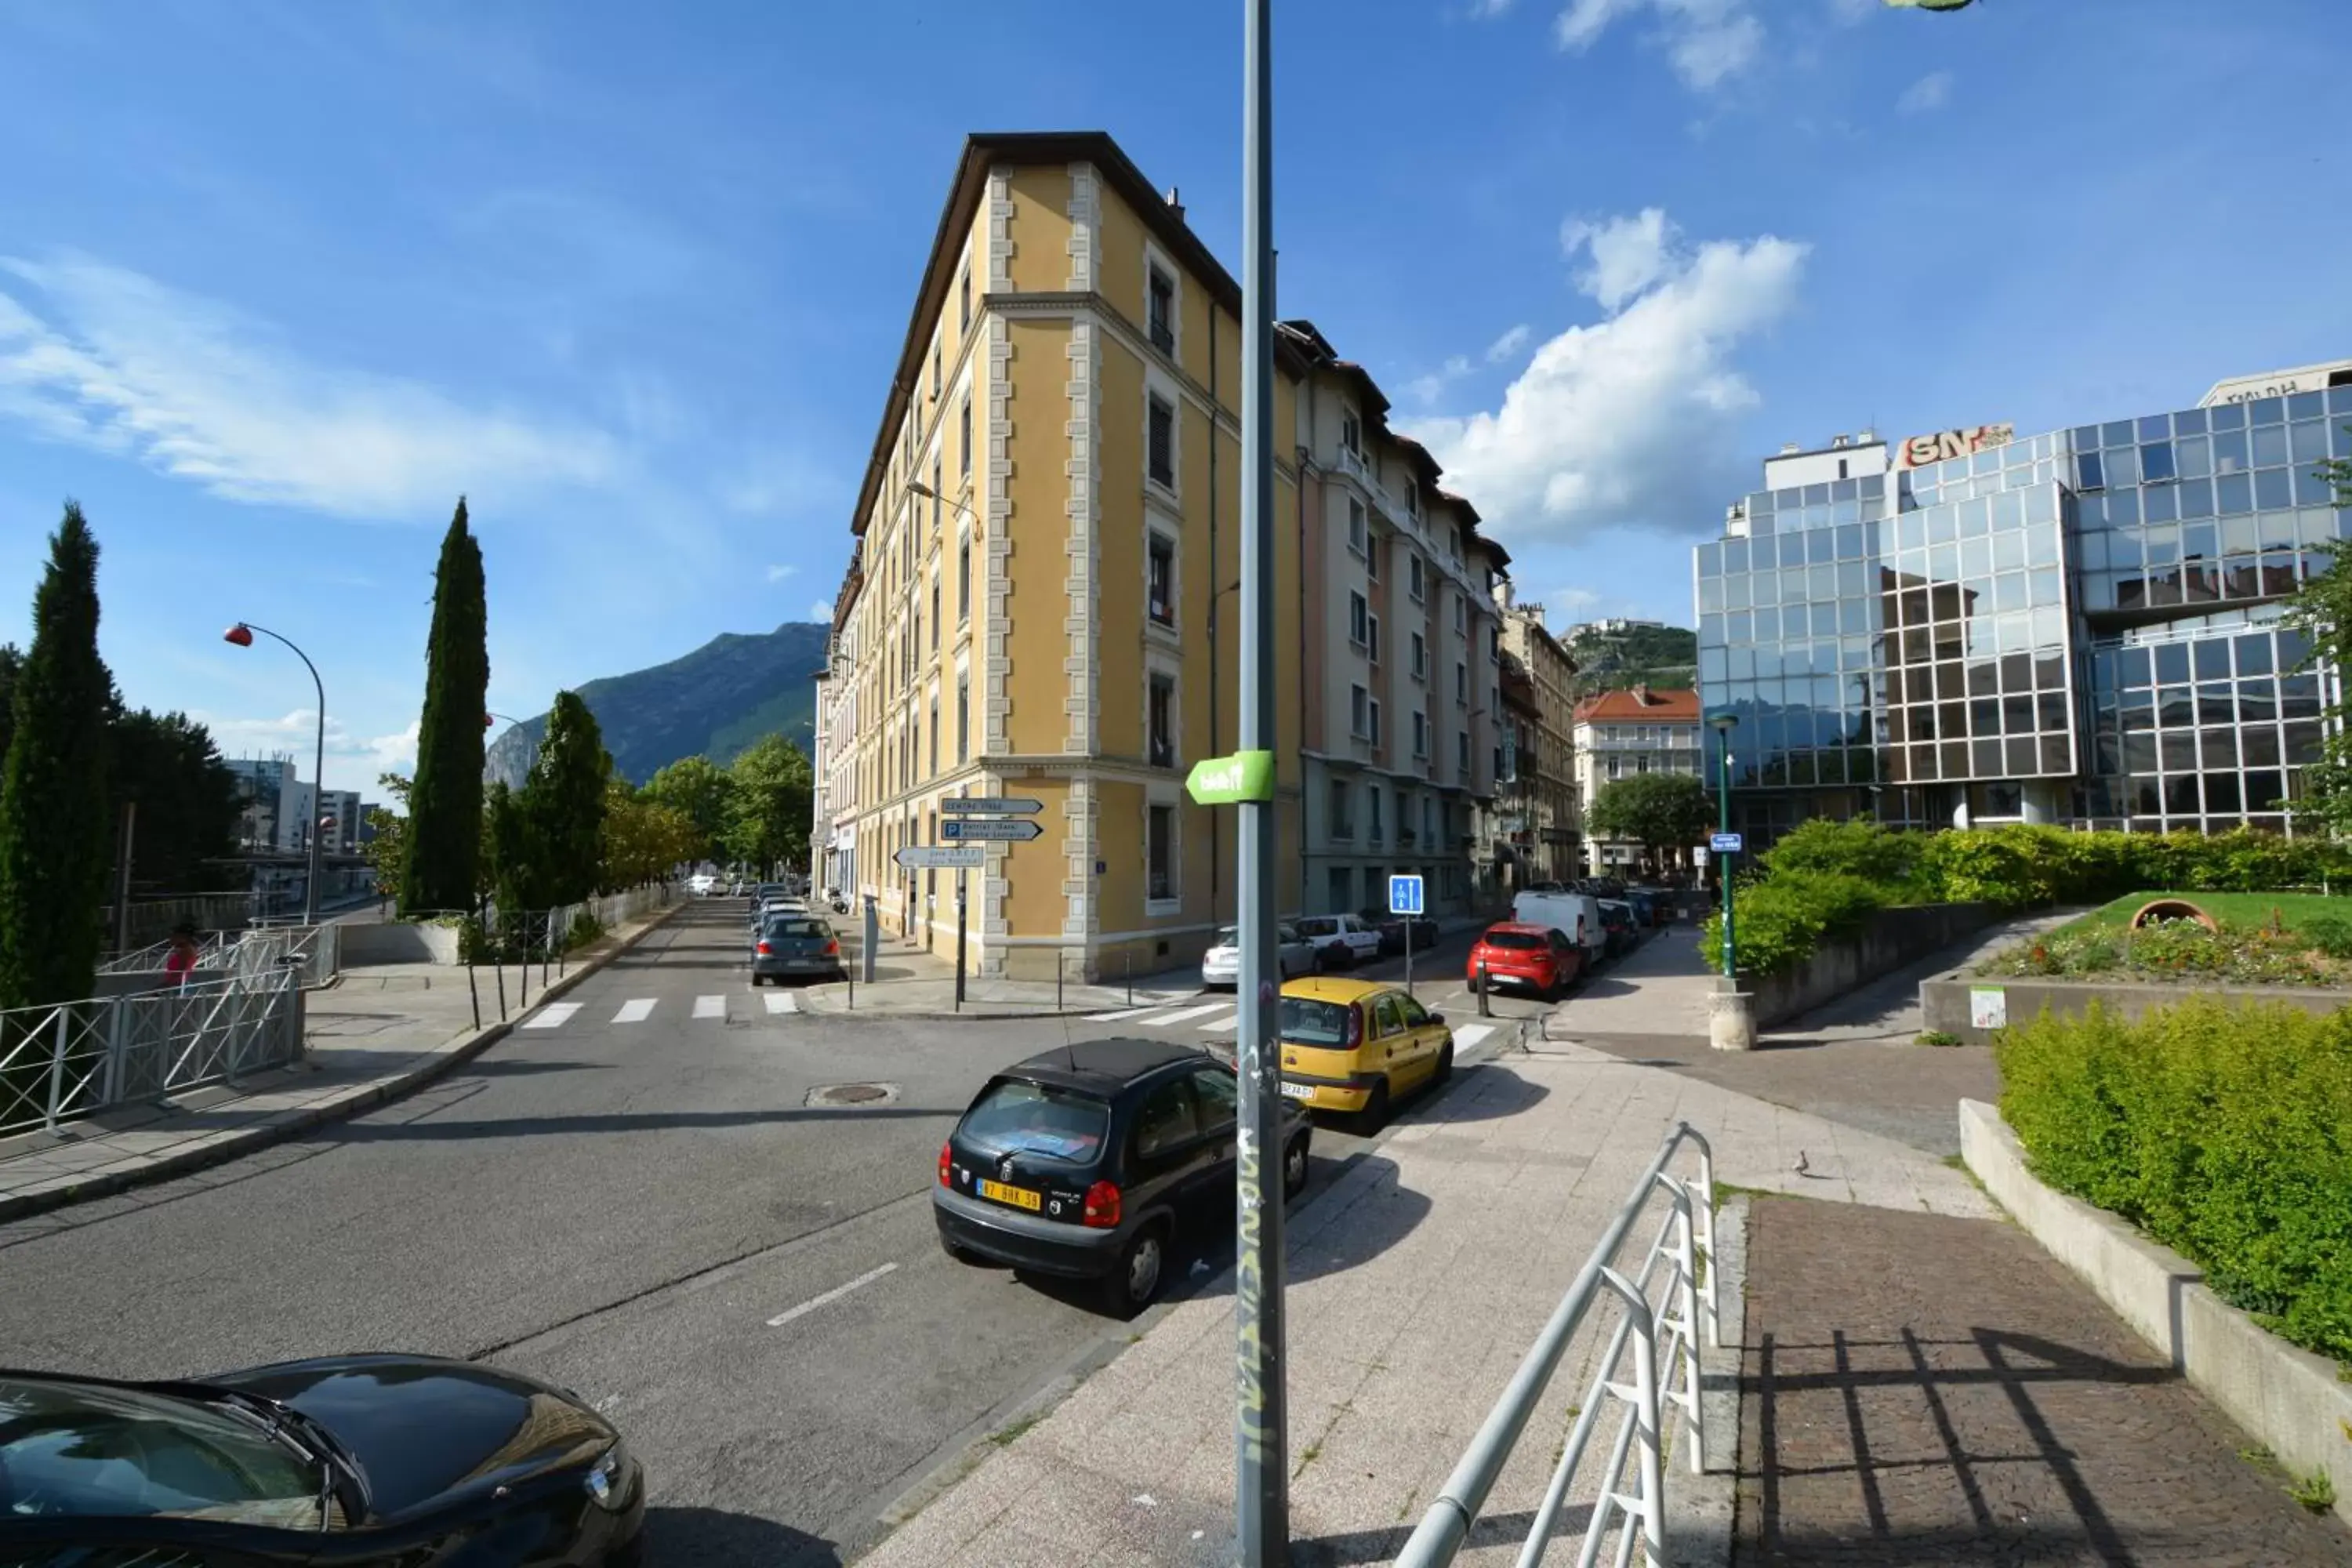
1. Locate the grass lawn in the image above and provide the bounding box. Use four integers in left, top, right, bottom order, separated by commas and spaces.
2064, 890, 2350, 934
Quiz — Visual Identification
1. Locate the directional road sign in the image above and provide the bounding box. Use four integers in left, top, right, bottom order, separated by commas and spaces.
1388, 873, 1424, 916
940, 797, 1042, 816
1185, 749, 1276, 805
1710, 832, 1744, 855
939, 818, 1044, 842
895, 845, 985, 870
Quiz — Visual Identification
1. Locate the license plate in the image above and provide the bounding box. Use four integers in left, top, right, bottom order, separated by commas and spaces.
978, 1178, 1040, 1211
1279, 1081, 1313, 1102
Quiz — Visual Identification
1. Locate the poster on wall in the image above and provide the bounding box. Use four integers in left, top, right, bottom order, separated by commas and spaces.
1969, 988, 2008, 1030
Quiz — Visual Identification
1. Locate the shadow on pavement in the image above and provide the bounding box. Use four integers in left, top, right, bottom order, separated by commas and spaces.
235, 1105, 959, 1141
1288, 1507, 1560, 1566
1158, 1152, 1433, 1308
643, 1505, 839, 1566
1391, 1062, 1550, 1127
458, 1058, 610, 1077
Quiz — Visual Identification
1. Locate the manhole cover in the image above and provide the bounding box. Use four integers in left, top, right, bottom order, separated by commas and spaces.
805, 1082, 898, 1108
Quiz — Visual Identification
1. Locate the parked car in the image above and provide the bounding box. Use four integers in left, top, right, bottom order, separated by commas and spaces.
1202, 923, 1316, 989
1293, 913, 1382, 970
1512, 890, 1606, 970
1624, 890, 1660, 929
1359, 909, 1442, 957
751, 913, 844, 985
1596, 899, 1642, 959
1276, 977, 1454, 1131
934, 1038, 1311, 1316
1466, 922, 1582, 1001
688, 872, 718, 897
1628, 887, 1675, 927
0, 1356, 644, 1566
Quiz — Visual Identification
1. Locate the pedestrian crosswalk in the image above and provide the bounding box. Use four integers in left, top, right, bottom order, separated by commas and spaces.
517, 993, 810, 1031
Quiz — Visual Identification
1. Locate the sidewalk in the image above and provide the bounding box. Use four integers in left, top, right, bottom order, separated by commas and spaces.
857, 1036, 1992, 1568
0, 901, 683, 1225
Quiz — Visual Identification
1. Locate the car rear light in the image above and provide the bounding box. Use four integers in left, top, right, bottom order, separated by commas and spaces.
822, 940, 840, 956
1344, 1005, 1363, 1049
1081, 1179, 1122, 1229
938, 1142, 953, 1188
756, 940, 773, 955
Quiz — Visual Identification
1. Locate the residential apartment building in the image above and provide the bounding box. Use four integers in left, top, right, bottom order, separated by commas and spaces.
816, 132, 1512, 980
1573, 686, 1702, 873
318, 789, 363, 855
1493, 588, 1581, 885
1693, 358, 2352, 845
226, 757, 307, 851
1283, 321, 1508, 920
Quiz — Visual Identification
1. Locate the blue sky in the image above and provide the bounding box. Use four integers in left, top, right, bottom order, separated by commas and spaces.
3, 0, 2348, 791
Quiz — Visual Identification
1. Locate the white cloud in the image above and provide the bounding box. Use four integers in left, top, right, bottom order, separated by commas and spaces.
0, 255, 618, 519
1407, 354, 1475, 406
1897, 70, 1954, 113
806, 600, 833, 624
1486, 324, 1534, 364
714, 447, 844, 517
765, 563, 799, 583
1826, 0, 1876, 22
1553, 0, 1763, 90
198, 710, 421, 791
1406, 208, 1807, 549
1469, 0, 1517, 14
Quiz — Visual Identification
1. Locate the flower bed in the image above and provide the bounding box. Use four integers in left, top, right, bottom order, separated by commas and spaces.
1976, 915, 2352, 988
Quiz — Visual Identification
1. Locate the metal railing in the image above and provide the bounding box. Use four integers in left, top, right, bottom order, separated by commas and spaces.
1396, 1123, 1717, 1568
98, 931, 232, 976
0, 967, 304, 1138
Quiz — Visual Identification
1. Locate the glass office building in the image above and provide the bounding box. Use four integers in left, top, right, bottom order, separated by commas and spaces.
1693, 373, 2352, 846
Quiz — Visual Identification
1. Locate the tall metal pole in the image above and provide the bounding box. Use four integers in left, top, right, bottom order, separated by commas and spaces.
1718, 731, 1736, 979
232, 623, 327, 925
112, 801, 136, 954
1236, 0, 1287, 1560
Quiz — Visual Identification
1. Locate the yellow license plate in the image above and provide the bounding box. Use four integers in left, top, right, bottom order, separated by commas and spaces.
978, 1178, 1040, 1211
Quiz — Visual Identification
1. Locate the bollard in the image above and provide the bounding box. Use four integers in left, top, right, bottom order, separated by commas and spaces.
1058, 956, 1065, 1012
1125, 949, 1133, 1007
1478, 958, 1491, 1018
466, 949, 481, 1032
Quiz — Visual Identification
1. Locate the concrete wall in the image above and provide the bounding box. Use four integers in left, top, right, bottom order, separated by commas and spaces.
339, 920, 460, 967
1922, 972, 2350, 1046
1749, 902, 1994, 1027
1962, 1100, 2352, 1527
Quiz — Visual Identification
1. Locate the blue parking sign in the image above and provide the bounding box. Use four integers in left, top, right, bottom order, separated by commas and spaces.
1388, 874, 1424, 916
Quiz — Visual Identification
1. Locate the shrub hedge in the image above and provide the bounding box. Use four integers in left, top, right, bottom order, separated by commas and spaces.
1997, 998, 2352, 1366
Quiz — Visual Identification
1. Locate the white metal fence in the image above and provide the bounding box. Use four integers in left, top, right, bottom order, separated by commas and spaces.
1396, 1123, 1718, 1568
97, 924, 336, 989
0, 967, 304, 1138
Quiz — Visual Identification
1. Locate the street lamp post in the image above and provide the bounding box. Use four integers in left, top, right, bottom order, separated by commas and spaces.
224, 622, 326, 925
1708, 711, 1739, 978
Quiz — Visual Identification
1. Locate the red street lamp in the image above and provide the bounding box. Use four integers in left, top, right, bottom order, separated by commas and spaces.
223, 621, 327, 925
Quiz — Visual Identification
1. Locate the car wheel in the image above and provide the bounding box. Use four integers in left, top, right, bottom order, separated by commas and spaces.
1359, 1078, 1392, 1134
1283, 1135, 1311, 1199
750, 973, 764, 988
1434, 1041, 1455, 1086
1104, 1224, 1167, 1318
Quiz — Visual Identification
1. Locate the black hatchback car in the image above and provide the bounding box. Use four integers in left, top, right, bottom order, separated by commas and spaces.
934, 1038, 1312, 1316
0, 1355, 643, 1565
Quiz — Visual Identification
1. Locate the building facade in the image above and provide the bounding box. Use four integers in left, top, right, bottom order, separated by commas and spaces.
226, 757, 304, 851
1693, 364, 2352, 846
1571, 686, 1701, 873
1494, 591, 1580, 885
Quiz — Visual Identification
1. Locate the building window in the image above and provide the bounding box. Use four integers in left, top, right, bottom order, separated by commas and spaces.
958, 535, 971, 622
1348, 499, 1367, 555
1148, 534, 1175, 626
1411, 632, 1427, 680
1455, 662, 1468, 703
1458, 732, 1471, 776
959, 393, 972, 479
1349, 591, 1369, 648
1148, 394, 1176, 487
931, 339, 942, 400
1341, 409, 1361, 455
956, 675, 970, 764
1454, 593, 1467, 633
931, 459, 942, 539
1147, 264, 1176, 354
1367, 535, 1381, 582
1149, 674, 1176, 768
1351, 684, 1371, 739
1408, 554, 1425, 601
1148, 805, 1176, 902
1413, 710, 1429, 757
1330, 779, 1353, 840
959, 265, 971, 334
1405, 479, 1420, 519
1368, 615, 1381, 664
1367, 786, 1384, 840
931, 575, 940, 649
1327, 866, 1352, 913
929, 697, 940, 776
1369, 699, 1382, 745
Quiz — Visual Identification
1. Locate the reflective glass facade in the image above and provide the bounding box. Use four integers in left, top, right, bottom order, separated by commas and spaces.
1694, 382, 2352, 845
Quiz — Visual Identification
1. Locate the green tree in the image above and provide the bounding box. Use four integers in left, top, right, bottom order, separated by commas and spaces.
1585, 771, 1712, 869
0, 644, 20, 776
361, 772, 412, 906
0, 503, 114, 1009
601, 781, 699, 891
2280, 435, 2352, 833
724, 735, 812, 875
642, 754, 736, 861
401, 498, 488, 915
484, 779, 537, 913
521, 690, 610, 906
107, 706, 242, 895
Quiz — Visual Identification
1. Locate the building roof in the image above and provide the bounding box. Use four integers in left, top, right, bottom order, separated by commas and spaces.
1573, 687, 1701, 723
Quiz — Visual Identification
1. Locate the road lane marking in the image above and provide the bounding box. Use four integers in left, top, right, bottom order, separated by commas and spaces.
1138, 1002, 1229, 1027
765, 1261, 898, 1328
612, 999, 655, 1024
1197, 1012, 1238, 1032
693, 994, 725, 1019
764, 991, 797, 1014
522, 1003, 580, 1030
1452, 1023, 1496, 1054
1084, 1004, 1166, 1022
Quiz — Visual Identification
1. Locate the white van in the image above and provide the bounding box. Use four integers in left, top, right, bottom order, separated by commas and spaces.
1512, 891, 1606, 967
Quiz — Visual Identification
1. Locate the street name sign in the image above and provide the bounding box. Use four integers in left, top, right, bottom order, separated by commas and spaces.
1388, 874, 1424, 916
1185, 749, 1276, 805
1710, 832, 1744, 854
940, 818, 1044, 842
940, 797, 1042, 816
895, 845, 985, 870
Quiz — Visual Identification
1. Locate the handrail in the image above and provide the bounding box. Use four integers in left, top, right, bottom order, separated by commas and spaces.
1396, 1122, 1716, 1568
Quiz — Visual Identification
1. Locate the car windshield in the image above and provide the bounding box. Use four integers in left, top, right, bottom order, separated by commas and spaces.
1279, 997, 1352, 1045
957, 1080, 1109, 1164
1212, 926, 1240, 947
764, 918, 829, 938
1297, 918, 1336, 937
1483, 931, 1545, 950
0, 1377, 326, 1528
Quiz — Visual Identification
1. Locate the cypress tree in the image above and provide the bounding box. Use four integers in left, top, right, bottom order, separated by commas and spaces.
523, 691, 610, 906
0, 503, 114, 1009
401, 499, 488, 914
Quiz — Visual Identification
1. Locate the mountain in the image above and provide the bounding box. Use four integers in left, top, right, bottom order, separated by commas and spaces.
485, 622, 832, 789
1562, 621, 1697, 697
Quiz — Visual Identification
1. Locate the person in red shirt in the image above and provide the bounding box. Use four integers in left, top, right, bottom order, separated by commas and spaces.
163, 923, 201, 989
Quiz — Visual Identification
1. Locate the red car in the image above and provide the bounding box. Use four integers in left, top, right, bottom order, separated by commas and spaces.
1465, 922, 1583, 1001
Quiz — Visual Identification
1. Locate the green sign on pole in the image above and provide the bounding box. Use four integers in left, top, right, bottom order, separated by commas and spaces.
1185, 750, 1276, 805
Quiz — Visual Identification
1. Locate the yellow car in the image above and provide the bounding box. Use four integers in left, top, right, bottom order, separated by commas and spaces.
1276, 977, 1455, 1129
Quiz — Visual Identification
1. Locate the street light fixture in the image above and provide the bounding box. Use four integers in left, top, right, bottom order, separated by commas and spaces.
223, 622, 326, 926
1708, 710, 1740, 978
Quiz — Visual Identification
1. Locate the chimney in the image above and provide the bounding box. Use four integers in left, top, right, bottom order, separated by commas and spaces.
1495, 579, 1514, 609
1164, 186, 1185, 222
1634, 682, 1653, 706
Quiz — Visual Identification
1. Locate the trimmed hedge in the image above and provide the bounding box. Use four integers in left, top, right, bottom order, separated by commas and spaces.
1998, 997, 2352, 1366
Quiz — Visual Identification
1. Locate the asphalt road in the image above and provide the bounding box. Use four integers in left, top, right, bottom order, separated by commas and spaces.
0, 902, 1549, 1563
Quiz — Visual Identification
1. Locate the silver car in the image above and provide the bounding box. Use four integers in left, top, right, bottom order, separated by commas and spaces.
1201, 924, 1316, 989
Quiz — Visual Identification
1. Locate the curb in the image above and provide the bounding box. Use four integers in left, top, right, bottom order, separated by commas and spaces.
0, 903, 686, 1225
